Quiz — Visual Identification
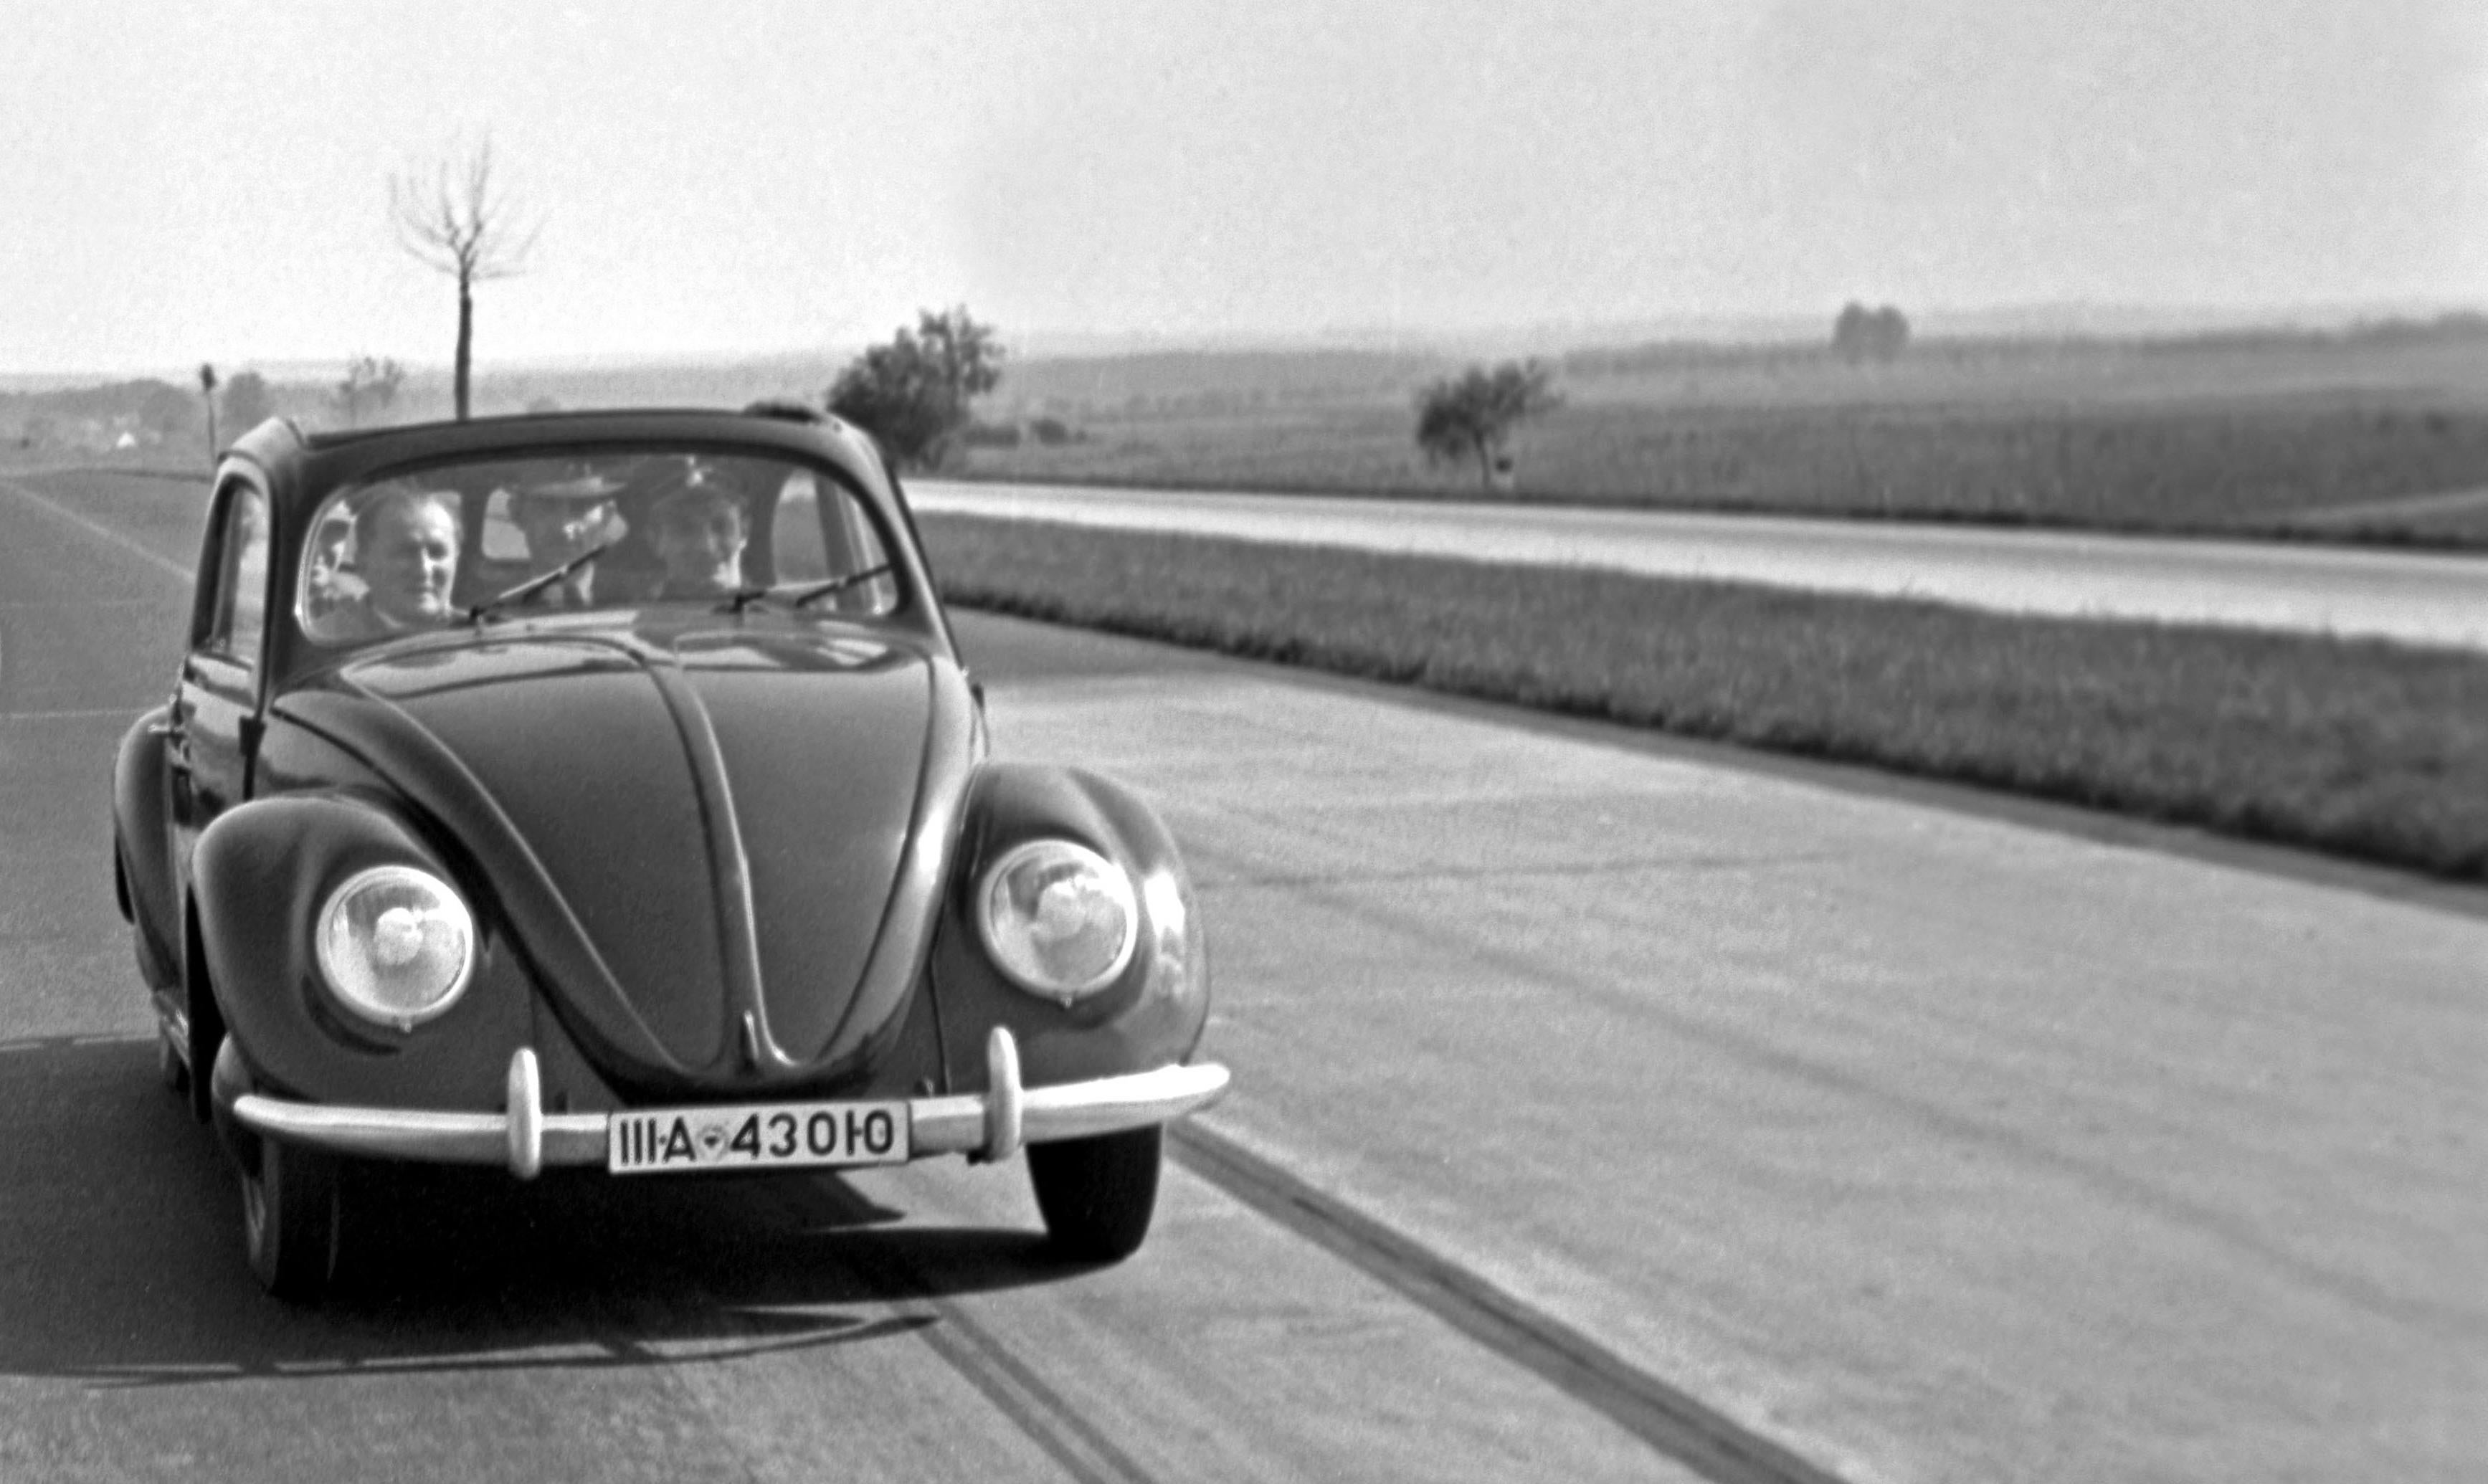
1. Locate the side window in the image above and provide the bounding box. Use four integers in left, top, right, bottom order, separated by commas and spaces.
767, 471, 896, 614
207, 487, 270, 667
479, 489, 529, 561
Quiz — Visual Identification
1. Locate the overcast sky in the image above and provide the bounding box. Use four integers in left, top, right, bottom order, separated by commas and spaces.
3, 0, 2482, 374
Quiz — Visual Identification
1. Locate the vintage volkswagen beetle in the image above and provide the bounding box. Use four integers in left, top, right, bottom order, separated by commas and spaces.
110, 405, 1226, 1300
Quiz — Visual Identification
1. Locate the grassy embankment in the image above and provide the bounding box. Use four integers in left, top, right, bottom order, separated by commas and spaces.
921, 513, 2488, 881
967, 330, 2488, 546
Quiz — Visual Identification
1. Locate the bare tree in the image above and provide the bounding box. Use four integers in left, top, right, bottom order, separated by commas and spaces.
332, 354, 407, 427
391, 140, 538, 421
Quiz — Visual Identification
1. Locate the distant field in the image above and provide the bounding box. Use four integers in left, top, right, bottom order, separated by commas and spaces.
19, 323, 2488, 543
921, 513, 2488, 881
965, 328, 2488, 546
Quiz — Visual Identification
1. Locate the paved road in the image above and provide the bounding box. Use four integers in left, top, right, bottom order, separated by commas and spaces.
3, 470, 2481, 1483
911, 478, 2488, 652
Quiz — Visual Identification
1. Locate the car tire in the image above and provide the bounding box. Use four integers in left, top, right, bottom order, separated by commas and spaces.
240, 1134, 342, 1303
1026, 1124, 1162, 1263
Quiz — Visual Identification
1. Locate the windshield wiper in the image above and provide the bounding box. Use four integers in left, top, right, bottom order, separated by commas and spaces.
720, 584, 774, 615
787, 563, 896, 610
467, 541, 614, 624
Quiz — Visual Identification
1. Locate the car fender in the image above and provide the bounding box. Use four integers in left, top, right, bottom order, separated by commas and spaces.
189, 792, 536, 1111
111, 707, 181, 988
931, 764, 1211, 1093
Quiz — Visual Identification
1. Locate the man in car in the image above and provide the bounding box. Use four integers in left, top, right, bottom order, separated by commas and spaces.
511, 472, 620, 607
303, 510, 361, 620
647, 480, 749, 599
324, 486, 461, 641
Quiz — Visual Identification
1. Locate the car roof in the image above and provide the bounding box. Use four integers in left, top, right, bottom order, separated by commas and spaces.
289, 404, 839, 454
227, 406, 896, 528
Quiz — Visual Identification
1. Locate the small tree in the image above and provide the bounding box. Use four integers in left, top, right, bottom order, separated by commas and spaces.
825, 307, 1005, 470
138, 381, 195, 442
331, 355, 407, 427
1833, 302, 1909, 363
391, 139, 538, 421
1414, 360, 1561, 490
221, 371, 275, 433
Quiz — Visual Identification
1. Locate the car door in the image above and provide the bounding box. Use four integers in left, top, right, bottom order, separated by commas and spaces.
169, 477, 272, 888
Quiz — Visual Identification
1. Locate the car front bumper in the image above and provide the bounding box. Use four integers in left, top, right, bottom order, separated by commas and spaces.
222, 1027, 1229, 1179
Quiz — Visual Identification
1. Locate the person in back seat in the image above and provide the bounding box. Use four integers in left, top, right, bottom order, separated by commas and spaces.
647, 480, 749, 599
511, 472, 621, 608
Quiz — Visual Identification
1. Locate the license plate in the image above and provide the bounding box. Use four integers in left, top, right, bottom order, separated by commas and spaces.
608, 1100, 910, 1175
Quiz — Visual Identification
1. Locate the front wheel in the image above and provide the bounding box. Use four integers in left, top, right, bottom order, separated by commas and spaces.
1027, 1124, 1162, 1263
239, 1134, 341, 1303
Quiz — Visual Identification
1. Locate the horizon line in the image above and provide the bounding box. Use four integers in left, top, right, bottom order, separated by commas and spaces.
7, 295, 2485, 386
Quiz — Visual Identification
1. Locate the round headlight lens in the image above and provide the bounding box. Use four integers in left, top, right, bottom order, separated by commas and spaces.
313, 865, 477, 1029
977, 839, 1139, 1002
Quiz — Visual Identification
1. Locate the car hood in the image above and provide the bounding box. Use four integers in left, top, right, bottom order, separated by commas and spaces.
277, 622, 978, 1096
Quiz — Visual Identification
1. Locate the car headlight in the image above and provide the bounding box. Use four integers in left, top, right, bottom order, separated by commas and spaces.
977, 839, 1139, 1004
313, 865, 478, 1030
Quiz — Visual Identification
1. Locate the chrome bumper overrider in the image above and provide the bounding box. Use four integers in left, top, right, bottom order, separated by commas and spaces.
228, 1027, 1230, 1179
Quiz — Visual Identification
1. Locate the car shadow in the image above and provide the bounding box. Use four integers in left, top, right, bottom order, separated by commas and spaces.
0, 1037, 1091, 1389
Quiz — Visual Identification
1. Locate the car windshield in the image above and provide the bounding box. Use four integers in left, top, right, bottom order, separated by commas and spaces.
298, 450, 901, 646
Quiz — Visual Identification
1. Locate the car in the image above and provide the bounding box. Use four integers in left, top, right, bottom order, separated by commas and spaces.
110, 404, 1228, 1301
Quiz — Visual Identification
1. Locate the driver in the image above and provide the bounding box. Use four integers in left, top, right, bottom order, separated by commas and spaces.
511, 472, 619, 607
647, 480, 748, 599
325, 486, 460, 641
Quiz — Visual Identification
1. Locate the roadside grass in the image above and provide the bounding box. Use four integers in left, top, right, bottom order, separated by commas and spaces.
921, 513, 2488, 880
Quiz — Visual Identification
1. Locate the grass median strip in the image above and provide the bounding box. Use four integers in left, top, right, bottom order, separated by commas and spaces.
919, 512, 2488, 881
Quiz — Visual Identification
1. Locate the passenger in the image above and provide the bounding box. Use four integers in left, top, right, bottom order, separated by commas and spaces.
325, 486, 461, 641
304, 511, 361, 619
647, 481, 749, 599
511, 473, 620, 607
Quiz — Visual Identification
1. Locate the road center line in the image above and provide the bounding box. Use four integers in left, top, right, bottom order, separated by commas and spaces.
1, 708, 144, 721
0, 475, 194, 582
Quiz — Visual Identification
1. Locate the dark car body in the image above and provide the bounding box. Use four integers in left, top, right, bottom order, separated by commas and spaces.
111, 406, 1225, 1299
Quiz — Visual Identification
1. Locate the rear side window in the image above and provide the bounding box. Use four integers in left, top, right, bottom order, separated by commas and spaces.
206, 487, 270, 667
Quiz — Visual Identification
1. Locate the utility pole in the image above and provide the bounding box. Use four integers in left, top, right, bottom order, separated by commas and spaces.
199, 363, 219, 465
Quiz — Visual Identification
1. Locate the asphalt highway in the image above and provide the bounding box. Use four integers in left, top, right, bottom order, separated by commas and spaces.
2, 470, 2479, 1483
910, 477, 2488, 651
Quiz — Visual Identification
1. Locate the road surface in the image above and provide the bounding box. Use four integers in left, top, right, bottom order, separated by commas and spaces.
912, 478, 2488, 651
